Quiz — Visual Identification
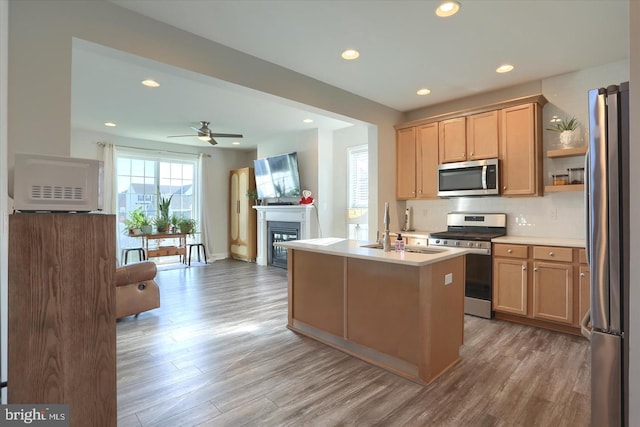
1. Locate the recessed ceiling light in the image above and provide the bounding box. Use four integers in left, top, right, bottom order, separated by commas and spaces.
303, 118, 314, 124
496, 64, 514, 73
417, 88, 431, 96
341, 49, 360, 60
104, 122, 117, 127
232, 141, 240, 145
141, 79, 160, 87
436, 1, 461, 17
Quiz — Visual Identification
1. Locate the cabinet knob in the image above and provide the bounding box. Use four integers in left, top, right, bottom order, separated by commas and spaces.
522, 266, 527, 271
507, 249, 513, 253
503, 186, 507, 190
470, 152, 474, 156
580, 272, 585, 277
534, 267, 538, 272
549, 251, 554, 256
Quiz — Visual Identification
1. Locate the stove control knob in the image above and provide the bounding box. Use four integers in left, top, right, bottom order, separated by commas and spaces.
476, 243, 482, 248
435, 239, 440, 244
443, 240, 448, 245
455, 242, 461, 246
468, 242, 474, 247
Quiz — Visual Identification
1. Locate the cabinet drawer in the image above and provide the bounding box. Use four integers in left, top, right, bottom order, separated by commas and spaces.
493, 243, 527, 259
533, 246, 573, 262
579, 248, 587, 264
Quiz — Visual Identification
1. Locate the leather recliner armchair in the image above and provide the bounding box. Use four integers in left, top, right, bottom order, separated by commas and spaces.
115, 261, 160, 319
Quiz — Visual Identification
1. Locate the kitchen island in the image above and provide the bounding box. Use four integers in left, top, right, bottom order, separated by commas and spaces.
275, 238, 468, 384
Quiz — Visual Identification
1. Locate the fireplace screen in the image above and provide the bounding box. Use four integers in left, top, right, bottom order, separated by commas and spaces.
267, 221, 300, 269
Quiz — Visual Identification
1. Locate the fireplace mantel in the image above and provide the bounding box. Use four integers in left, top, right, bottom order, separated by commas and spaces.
254, 205, 317, 266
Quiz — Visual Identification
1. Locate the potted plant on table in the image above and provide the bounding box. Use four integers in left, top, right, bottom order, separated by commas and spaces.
177, 217, 197, 235
154, 216, 170, 233
139, 215, 153, 234
124, 206, 146, 235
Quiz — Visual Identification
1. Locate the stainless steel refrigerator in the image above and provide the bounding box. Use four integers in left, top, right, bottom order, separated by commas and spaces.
583, 82, 630, 426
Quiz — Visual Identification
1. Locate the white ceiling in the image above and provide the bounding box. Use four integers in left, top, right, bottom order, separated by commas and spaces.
74, 0, 629, 149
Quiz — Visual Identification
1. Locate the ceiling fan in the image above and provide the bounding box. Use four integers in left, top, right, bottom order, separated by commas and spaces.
167, 121, 243, 146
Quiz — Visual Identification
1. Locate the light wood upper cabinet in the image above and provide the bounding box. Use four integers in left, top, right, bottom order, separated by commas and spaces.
438, 117, 466, 163
493, 257, 528, 315
396, 124, 439, 200
396, 127, 417, 200
500, 103, 542, 196
416, 122, 439, 199
467, 110, 499, 160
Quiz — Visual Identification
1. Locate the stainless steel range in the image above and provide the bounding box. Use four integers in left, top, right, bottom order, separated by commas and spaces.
429, 213, 506, 319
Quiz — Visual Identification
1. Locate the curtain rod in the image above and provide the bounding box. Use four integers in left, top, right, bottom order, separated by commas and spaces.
96, 142, 211, 158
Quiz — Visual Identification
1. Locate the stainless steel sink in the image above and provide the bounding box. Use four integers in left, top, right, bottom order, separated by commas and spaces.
360, 243, 445, 254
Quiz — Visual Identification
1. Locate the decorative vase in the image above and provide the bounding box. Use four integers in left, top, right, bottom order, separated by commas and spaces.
140, 225, 152, 234
559, 129, 579, 149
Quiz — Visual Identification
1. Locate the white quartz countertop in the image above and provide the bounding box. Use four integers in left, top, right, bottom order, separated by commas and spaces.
275, 238, 469, 266
492, 235, 586, 248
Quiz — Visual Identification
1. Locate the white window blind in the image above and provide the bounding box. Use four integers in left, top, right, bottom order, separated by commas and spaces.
348, 145, 368, 209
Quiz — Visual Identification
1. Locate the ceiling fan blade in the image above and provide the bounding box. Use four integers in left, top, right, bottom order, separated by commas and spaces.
210, 133, 243, 138
167, 134, 198, 138
208, 138, 218, 146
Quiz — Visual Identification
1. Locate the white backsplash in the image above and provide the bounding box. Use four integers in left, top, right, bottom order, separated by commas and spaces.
407, 191, 585, 239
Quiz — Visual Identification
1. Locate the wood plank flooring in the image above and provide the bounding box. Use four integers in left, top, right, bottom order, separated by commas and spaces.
117, 259, 590, 427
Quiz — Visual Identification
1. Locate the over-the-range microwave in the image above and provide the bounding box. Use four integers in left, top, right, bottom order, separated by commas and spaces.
437, 158, 499, 197
13, 153, 104, 212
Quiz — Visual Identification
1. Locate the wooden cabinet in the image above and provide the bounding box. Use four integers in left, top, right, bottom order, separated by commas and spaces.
493, 256, 528, 315
466, 110, 499, 160
396, 123, 439, 200
532, 260, 573, 324
230, 167, 257, 261
396, 127, 417, 199
500, 103, 543, 196
544, 146, 588, 193
438, 117, 466, 163
9, 214, 117, 426
493, 243, 584, 334
416, 122, 439, 198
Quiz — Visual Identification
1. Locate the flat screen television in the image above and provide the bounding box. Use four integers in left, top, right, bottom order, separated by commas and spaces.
253, 152, 302, 199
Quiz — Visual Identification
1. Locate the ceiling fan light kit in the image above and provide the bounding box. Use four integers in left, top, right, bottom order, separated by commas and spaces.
167, 121, 243, 146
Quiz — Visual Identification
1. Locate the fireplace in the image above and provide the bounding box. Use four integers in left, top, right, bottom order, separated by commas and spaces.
253, 205, 318, 266
267, 221, 300, 269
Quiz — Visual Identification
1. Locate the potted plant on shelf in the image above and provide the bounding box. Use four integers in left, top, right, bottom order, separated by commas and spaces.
177, 217, 197, 235
170, 214, 180, 232
547, 116, 581, 149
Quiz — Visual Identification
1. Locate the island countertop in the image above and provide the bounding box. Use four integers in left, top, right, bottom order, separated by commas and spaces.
275, 237, 469, 266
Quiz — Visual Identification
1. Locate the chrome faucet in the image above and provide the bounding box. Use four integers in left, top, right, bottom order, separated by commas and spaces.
382, 202, 391, 252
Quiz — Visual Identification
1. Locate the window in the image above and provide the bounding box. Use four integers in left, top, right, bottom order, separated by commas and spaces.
116, 151, 198, 259
347, 145, 368, 240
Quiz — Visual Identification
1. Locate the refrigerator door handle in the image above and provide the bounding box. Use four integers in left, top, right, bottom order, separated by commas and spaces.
585, 152, 590, 266
589, 88, 610, 331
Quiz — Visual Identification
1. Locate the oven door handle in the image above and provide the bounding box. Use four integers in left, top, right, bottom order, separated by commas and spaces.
481, 165, 488, 189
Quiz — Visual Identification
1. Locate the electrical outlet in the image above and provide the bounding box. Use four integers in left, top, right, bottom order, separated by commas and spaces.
550, 208, 558, 220
422, 209, 428, 217
444, 273, 453, 285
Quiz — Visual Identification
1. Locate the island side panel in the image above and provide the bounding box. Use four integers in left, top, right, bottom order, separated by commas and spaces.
346, 258, 420, 365
419, 255, 465, 382
290, 250, 345, 337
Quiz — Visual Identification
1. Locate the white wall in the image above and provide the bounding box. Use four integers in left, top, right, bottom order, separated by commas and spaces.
628, 2, 639, 425
407, 60, 629, 239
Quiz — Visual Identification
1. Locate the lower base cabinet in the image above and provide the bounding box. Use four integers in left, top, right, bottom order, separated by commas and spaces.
493, 243, 586, 335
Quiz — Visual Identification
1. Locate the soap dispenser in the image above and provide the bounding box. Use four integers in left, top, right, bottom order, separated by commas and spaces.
395, 233, 405, 252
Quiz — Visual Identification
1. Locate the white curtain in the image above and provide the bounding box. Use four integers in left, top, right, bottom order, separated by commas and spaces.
101, 143, 120, 262
198, 153, 215, 262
